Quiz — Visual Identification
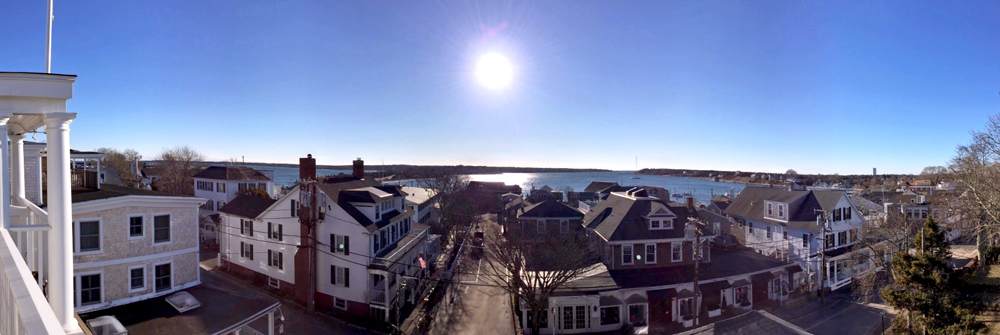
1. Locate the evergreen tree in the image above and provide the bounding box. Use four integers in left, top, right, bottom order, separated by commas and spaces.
881, 217, 985, 334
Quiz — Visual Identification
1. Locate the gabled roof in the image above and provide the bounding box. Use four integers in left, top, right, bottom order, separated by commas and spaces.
193, 166, 272, 181
584, 192, 696, 241
724, 187, 847, 231
584, 181, 618, 193
313, 178, 411, 233
518, 200, 584, 219
219, 195, 277, 219
710, 201, 731, 212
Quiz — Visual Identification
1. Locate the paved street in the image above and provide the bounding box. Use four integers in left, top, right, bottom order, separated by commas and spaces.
426, 217, 516, 335
777, 292, 893, 335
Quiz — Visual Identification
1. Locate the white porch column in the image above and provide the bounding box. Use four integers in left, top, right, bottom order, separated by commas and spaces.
44, 112, 81, 333
10, 133, 25, 200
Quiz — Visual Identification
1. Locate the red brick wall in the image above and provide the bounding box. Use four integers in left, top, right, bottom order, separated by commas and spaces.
221, 260, 298, 298
316, 291, 370, 319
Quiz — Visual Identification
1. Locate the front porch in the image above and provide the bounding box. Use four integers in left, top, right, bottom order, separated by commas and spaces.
0, 72, 85, 334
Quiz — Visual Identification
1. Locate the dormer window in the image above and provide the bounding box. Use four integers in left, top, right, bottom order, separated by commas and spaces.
778, 204, 784, 217
767, 203, 773, 216
649, 219, 673, 230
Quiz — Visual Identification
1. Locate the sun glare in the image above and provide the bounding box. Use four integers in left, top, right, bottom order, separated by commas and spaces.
476, 53, 513, 89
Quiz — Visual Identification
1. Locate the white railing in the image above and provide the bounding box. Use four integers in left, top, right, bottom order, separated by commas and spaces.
369, 290, 386, 305
10, 196, 50, 290
0, 227, 65, 334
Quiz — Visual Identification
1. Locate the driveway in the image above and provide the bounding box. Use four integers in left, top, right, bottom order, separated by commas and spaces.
426, 217, 516, 335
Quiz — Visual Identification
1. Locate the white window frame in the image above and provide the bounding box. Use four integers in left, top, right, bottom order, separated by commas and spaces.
334, 297, 348, 310
645, 244, 657, 264
649, 219, 660, 229
766, 203, 773, 216
778, 204, 785, 218
268, 222, 282, 241
74, 218, 103, 255
268, 276, 280, 289
152, 260, 174, 293
75, 270, 104, 307
335, 266, 346, 287
622, 245, 634, 265
127, 265, 146, 293
671, 242, 682, 262
268, 249, 283, 270
127, 213, 145, 240
151, 212, 173, 246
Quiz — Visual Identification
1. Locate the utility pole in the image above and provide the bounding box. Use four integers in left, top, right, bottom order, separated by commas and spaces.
692, 221, 702, 326
814, 209, 829, 304
301, 180, 318, 313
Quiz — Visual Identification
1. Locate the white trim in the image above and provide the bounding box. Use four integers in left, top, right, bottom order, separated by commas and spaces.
127, 213, 146, 240
334, 297, 348, 310
152, 259, 174, 293
268, 276, 280, 289
73, 195, 206, 213
74, 280, 200, 313
75, 269, 105, 308
671, 242, 682, 262
606, 236, 694, 245
74, 246, 198, 269
127, 264, 147, 293
151, 212, 173, 246
74, 217, 103, 256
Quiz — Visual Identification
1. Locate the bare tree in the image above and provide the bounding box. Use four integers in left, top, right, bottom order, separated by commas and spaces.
95, 147, 144, 187
154, 146, 204, 195
849, 211, 924, 303
425, 173, 481, 247
950, 113, 1000, 248
920, 166, 949, 184
786, 169, 798, 176
479, 223, 600, 335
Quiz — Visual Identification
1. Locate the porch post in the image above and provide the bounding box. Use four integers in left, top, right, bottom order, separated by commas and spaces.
0, 114, 9, 229
45, 112, 81, 333
10, 133, 25, 200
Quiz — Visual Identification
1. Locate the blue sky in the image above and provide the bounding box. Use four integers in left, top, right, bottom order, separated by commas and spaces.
3, 1, 999, 174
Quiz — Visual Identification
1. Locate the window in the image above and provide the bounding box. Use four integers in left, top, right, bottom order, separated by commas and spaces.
268, 222, 283, 241
240, 242, 254, 260
218, 201, 226, 209
526, 310, 548, 329
267, 250, 284, 270
128, 215, 144, 238
372, 234, 380, 252
766, 226, 772, 239
380, 230, 387, 248
331, 234, 349, 255
650, 220, 660, 229
78, 273, 102, 306
734, 285, 750, 305
834, 208, 841, 221
838, 231, 847, 246
560, 220, 569, 234
241, 219, 253, 236
783, 231, 788, 240
600, 306, 620, 325
575, 306, 586, 329
217, 182, 226, 193
679, 298, 694, 316
153, 214, 170, 244
334, 298, 347, 310
845, 208, 852, 220
128, 266, 145, 292
671, 242, 682, 262
622, 245, 633, 265
628, 304, 646, 325
75, 220, 101, 253
825, 234, 835, 249
778, 204, 784, 217
154, 263, 171, 293
645, 244, 656, 264
767, 203, 773, 216
197, 181, 213, 191
802, 234, 809, 248
563, 306, 573, 330
268, 277, 280, 289
331, 266, 350, 287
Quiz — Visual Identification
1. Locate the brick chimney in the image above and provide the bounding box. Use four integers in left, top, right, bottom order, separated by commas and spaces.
300, 154, 316, 180
686, 196, 695, 212
353, 158, 364, 179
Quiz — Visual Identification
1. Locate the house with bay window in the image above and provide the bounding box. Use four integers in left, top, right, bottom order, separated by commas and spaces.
724, 186, 867, 291
519, 188, 798, 334
218, 156, 441, 323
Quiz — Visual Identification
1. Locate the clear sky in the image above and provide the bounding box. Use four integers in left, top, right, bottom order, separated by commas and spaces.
3, 1, 999, 174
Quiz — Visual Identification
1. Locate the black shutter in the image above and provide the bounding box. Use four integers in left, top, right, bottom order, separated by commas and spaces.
240, 220, 245, 235
268, 222, 273, 239
268, 250, 272, 266
250, 244, 254, 260
344, 236, 350, 256
344, 267, 350, 287
250, 221, 254, 236
330, 234, 336, 253
279, 252, 284, 270
330, 265, 336, 285
241, 242, 245, 257
291, 200, 297, 217
278, 224, 283, 241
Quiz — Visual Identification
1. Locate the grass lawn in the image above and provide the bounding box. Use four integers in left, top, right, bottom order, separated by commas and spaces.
972, 265, 1000, 285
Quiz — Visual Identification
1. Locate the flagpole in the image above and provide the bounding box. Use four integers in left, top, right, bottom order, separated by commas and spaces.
45, 0, 53, 73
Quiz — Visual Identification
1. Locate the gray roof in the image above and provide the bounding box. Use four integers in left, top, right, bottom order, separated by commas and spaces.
193, 166, 271, 181
609, 248, 792, 289
677, 310, 812, 335
218, 195, 277, 219
519, 200, 584, 219
585, 181, 618, 193
584, 192, 699, 241
724, 187, 846, 231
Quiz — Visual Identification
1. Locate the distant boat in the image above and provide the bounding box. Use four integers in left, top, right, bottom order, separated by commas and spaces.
632, 156, 641, 179
672, 193, 684, 199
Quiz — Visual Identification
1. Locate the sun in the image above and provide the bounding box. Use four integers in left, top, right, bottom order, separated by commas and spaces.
476, 53, 513, 89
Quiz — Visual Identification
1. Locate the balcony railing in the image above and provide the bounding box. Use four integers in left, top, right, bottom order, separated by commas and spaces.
369, 289, 386, 305
1, 225, 65, 334
10, 196, 51, 290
